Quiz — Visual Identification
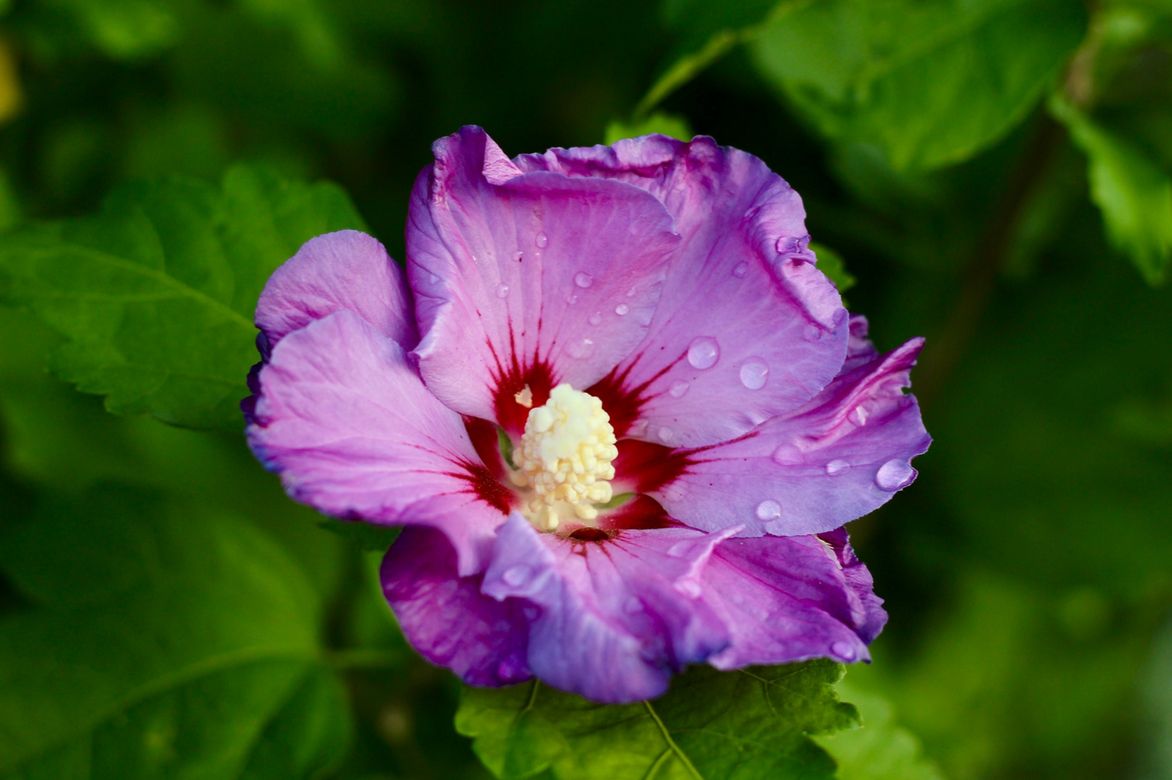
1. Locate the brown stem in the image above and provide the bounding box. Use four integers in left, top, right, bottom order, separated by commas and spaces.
916, 115, 1067, 407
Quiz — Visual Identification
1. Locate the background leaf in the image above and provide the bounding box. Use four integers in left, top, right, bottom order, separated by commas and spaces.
0, 166, 365, 429
751, 0, 1088, 169
1051, 96, 1172, 284
0, 486, 352, 778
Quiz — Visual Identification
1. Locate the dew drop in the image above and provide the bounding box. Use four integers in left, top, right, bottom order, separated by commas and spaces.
502, 565, 530, 587
686, 336, 720, 369
657, 426, 676, 445
830, 640, 856, 661
874, 459, 915, 492
495, 283, 510, 299
852, 406, 869, 426
825, 459, 850, 476
803, 324, 824, 342
669, 381, 689, 398
677, 580, 702, 599
568, 337, 595, 359
614, 303, 629, 316
739, 359, 769, 390
573, 272, 594, 289
732, 262, 749, 278
763, 519, 789, 535
588, 311, 602, 326
755, 499, 782, 521
772, 444, 804, 465
668, 540, 693, 557
535, 232, 548, 248
565, 291, 579, 305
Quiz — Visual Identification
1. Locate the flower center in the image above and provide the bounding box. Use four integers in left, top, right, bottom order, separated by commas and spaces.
509, 383, 618, 532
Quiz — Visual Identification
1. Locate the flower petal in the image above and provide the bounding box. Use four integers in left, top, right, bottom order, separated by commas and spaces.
247, 309, 509, 573
519, 135, 849, 446
700, 530, 886, 669
381, 528, 531, 686
407, 126, 681, 433
646, 337, 931, 537
256, 230, 415, 348
481, 514, 731, 703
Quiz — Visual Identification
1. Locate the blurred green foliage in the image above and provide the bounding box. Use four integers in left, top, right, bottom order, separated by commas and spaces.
1, 0, 1170, 778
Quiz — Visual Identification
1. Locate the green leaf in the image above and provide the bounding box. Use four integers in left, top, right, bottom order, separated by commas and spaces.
752, 0, 1088, 169
810, 242, 856, 297
318, 519, 402, 553
815, 685, 943, 780
0, 165, 365, 429
639, 0, 790, 115
1050, 96, 1172, 284
604, 113, 694, 144
457, 661, 857, 779
0, 485, 352, 777
18, 0, 180, 60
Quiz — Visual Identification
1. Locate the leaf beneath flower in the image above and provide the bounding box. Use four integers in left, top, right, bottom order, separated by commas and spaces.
456, 661, 857, 779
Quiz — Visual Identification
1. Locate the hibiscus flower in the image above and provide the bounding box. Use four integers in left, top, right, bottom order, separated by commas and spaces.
245, 127, 930, 703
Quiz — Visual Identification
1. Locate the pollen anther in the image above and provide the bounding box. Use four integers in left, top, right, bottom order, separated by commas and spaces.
510, 383, 619, 532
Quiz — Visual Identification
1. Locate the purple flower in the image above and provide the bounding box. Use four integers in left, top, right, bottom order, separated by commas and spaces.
245, 127, 930, 703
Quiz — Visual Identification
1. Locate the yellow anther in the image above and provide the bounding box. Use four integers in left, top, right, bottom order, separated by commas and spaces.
510, 384, 619, 532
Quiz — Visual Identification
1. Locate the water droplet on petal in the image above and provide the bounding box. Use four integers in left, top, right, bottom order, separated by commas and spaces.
852, 406, 869, 426
614, 303, 629, 316
874, 459, 915, 491
565, 291, 579, 304
535, 232, 548, 248
588, 312, 602, 325
677, 580, 702, 598
628, 419, 649, 437
495, 283, 510, 299
668, 540, 693, 557
830, 640, 856, 661
669, 381, 689, 398
732, 262, 749, 278
502, 565, 530, 587
755, 499, 782, 521
567, 337, 595, 359
573, 272, 594, 289
772, 444, 804, 465
686, 337, 720, 369
657, 426, 676, 445
803, 324, 824, 341
739, 359, 768, 390
825, 459, 850, 476
763, 519, 788, 535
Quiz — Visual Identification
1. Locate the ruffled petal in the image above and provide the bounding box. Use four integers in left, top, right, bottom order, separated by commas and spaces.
480, 514, 731, 703
699, 530, 886, 669
643, 337, 931, 537
519, 135, 849, 447
256, 230, 415, 348
407, 126, 681, 433
381, 528, 531, 686
247, 309, 509, 573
